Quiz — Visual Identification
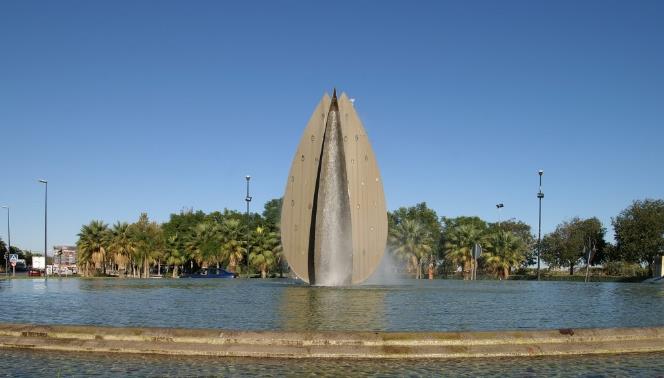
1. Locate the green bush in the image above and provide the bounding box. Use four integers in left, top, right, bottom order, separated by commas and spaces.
603, 261, 648, 277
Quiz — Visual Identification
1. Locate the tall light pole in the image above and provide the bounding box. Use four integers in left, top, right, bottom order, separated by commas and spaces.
244, 175, 252, 277
39, 179, 48, 279
1, 206, 9, 277
245, 175, 252, 217
496, 203, 504, 226
537, 170, 544, 281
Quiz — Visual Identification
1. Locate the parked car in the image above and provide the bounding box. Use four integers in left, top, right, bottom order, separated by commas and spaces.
181, 267, 238, 278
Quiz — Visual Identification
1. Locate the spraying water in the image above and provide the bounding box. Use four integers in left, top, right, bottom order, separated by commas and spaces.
313, 95, 353, 286
363, 249, 406, 286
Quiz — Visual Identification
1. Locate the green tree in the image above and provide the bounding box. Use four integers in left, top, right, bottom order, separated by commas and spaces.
186, 222, 222, 268
487, 220, 535, 267
208, 209, 262, 231
541, 217, 605, 275
108, 222, 135, 276
162, 209, 205, 272
77, 220, 110, 276
262, 198, 283, 231
482, 230, 526, 279
162, 209, 206, 238
0, 238, 6, 273
130, 213, 165, 278
443, 222, 484, 279
389, 218, 433, 279
249, 226, 282, 278
442, 216, 488, 233
219, 219, 246, 273
389, 203, 441, 274
612, 199, 664, 274
165, 234, 188, 277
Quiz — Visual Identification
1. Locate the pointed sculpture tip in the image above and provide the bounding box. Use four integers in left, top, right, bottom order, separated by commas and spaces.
330, 88, 338, 107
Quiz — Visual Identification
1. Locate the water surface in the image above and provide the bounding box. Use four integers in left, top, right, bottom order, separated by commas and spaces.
1, 278, 663, 331
1, 349, 663, 377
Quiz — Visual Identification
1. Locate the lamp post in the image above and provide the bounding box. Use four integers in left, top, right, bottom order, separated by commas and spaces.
245, 175, 252, 216
537, 170, 544, 281
496, 203, 504, 226
1, 206, 9, 277
39, 179, 48, 279
244, 175, 252, 277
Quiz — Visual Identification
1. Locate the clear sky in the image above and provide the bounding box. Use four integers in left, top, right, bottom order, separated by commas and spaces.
1, 0, 663, 253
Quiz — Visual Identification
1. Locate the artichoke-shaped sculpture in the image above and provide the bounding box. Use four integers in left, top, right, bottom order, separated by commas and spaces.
281, 90, 387, 285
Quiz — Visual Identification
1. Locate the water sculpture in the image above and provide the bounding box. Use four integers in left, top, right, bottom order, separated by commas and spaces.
280, 90, 387, 285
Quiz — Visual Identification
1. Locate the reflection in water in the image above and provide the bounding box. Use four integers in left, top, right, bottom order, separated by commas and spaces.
31, 278, 49, 293
279, 285, 386, 331
0, 278, 663, 332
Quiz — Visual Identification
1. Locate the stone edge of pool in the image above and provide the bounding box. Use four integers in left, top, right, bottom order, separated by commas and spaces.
0, 323, 662, 359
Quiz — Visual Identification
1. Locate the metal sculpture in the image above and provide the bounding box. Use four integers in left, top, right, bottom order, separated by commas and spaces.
281, 90, 387, 285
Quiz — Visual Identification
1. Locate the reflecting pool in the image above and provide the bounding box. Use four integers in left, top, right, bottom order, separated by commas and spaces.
1, 278, 663, 332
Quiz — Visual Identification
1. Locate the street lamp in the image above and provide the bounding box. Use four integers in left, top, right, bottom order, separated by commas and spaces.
1, 206, 9, 277
537, 170, 544, 281
244, 175, 252, 277
496, 203, 504, 226
39, 179, 48, 279
245, 175, 252, 217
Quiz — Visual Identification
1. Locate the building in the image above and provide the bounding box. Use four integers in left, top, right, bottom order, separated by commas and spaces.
53, 245, 77, 274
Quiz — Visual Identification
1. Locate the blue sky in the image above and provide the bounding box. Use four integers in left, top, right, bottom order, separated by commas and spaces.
1, 0, 663, 252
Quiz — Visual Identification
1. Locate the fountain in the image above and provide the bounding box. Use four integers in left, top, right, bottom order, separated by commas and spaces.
280, 89, 387, 285
0, 92, 662, 373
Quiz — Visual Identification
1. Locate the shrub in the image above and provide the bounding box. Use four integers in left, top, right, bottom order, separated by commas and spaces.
603, 261, 649, 277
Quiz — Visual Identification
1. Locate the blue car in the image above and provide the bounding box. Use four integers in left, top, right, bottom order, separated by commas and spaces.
181, 267, 238, 278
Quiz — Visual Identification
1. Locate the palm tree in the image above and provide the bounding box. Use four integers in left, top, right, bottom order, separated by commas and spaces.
130, 213, 165, 278
0, 238, 6, 274
249, 226, 282, 278
77, 220, 110, 276
483, 230, 525, 279
186, 222, 221, 268
444, 224, 483, 280
165, 234, 188, 277
108, 222, 135, 277
389, 219, 433, 279
220, 219, 246, 274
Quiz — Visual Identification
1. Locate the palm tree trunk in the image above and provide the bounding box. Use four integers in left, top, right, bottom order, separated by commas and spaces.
172, 265, 179, 278
102, 251, 106, 276
463, 260, 472, 280
229, 255, 237, 273
411, 255, 419, 279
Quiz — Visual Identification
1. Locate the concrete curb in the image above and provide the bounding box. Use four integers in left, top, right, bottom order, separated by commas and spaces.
0, 323, 663, 359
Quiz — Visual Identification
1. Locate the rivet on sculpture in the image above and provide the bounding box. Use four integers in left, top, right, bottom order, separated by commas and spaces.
280, 90, 387, 285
